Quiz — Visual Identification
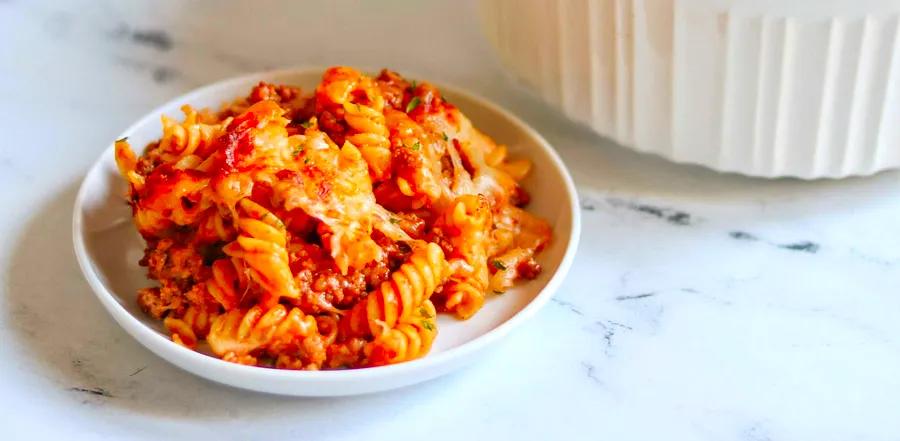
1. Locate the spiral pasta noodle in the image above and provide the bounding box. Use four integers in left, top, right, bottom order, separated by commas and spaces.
207, 304, 323, 367
441, 276, 486, 320
223, 198, 299, 308
114, 66, 552, 370
158, 105, 224, 163
435, 195, 492, 319
342, 242, 449, 337
164, 306, 219, 349
365, 300, 438, 366
317, 66, 392, 181
385, 108, 445, 206
205, 258, 247, 310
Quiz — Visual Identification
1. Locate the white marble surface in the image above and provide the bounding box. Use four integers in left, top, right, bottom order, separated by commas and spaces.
2, 1, 900, 439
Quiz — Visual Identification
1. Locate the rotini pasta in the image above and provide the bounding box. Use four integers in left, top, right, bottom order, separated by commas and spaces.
365, 299, 438, 366
317, 67, 392, 182
223, 198, 299, 308
341, 242, 449, 337
164, 305, 219, 349
205, 258, 247, 310
207, 304, 323, 367
433, 194, 492, 319
114, 67, 552, 370
158, 105, 224, 163
384, 108, 445, 206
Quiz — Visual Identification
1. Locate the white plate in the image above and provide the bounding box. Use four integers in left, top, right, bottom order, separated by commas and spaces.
72, 67, 580, 396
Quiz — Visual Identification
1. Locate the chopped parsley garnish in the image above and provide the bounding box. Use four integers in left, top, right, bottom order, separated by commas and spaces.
116, 136, 129, 143
259, 212, 283, 228
441, 132, 449, 142
299, 120, 312, 129
410, 141, 421, 151
293, 146, 304, 157
421, 320, 435, 331
492, 260, 508, 271
408, 80, 417, 92
389, 217, 400, 224
405, 96, 421, 113
303, 157, 311, 165
418, 306, 433, 318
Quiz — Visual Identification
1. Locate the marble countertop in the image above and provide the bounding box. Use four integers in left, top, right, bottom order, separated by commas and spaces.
2, 0, 899, 439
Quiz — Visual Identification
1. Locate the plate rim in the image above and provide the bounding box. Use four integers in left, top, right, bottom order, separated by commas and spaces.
71, 66, 581, 392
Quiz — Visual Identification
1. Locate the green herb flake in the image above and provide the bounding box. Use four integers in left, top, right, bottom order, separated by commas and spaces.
389, 217, 401, 224
405, 96, 421, 113
421, 320, 435, 331
261, 211, 284, 227
293, 146, 304, 157
418, 306, 433, 318
304, 157, 311, 165
410, 141, 421, 151
441, 132, 449, 142
115, 136, 129, 143
492, 260, 508, 271
299, 120, 312, 129
408, 80, 417, 92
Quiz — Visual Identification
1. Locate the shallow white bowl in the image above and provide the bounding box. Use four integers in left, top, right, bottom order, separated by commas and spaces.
72, 67, 580, 396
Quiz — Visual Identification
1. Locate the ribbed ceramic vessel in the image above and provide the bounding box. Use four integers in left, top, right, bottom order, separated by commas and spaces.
480, 0, 900, 178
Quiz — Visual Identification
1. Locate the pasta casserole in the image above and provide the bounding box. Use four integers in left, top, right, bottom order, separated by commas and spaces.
114, 67, 551, 369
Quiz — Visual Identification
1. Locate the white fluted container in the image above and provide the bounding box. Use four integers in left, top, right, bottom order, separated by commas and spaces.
480, 0, 900, 178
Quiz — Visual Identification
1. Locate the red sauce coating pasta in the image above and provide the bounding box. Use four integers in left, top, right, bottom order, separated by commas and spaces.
114, 67, 552, 370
